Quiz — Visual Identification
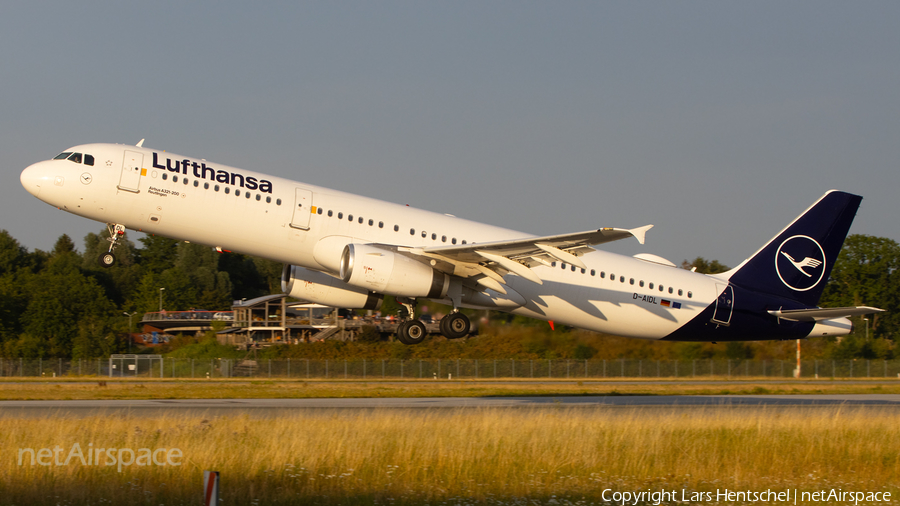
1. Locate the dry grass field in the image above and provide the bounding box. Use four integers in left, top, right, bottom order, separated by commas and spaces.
2, 405, 898, 505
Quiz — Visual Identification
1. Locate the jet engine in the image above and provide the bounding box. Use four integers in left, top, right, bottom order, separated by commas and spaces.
281, 264, 383, 310
340, 244, 449, 299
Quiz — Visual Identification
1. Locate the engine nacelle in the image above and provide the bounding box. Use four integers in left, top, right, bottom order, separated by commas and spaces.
806, 317, 853, 338
340, 244, 449, 299
282, 264, 383, 310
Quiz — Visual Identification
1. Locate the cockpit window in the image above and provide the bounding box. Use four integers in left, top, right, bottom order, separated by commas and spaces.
54, 152, 72, 160
67, 153, 82, 163
84, 154, 94, 166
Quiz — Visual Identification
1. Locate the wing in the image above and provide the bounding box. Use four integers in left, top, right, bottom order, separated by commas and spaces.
396, 225, 653, 293
767, 306, 885, 322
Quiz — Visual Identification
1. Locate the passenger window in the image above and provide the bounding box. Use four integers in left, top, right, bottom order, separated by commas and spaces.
581, 268, 585, 274
668, 287, 673, 294
162, 174, 168, 181
590, 270, 595, 276
67, 153, 82, 163
649, 283, 654, 289
235, 190, 240, 196
462, 240, 467, 244
379, 222, 384, 229
442, 236, 447, 242
659, 285, 664, 292
561, 263, 566, 270
328, 210, 333, 217
630, 278, 635, 285
184, 178, 189, 185
551, 262, 557, 267
338, 213, 343, 219
394, 225, 399, 232
193, 181, 199, 187
358, 217, 363, 224
348, 214, 353, 221
225, 187, 230, 194
84, 154, 94, 166
245, 192, 250, 199
368, 219, 373, 226
451, 238, 457, 244
317, 207, 322, 213
214, 185, 219, 191
678, 289, 683, 296
266, 196, 272, 203
173, 176, 179, 183
54, 152, 72, 160
620, 276, 625, 283
688, 291, 693, 298
610, 273, 615, 280
640, 280, 644, 287
410, 228, 415, 235
256, 194, 261, 201
276, 199, 282, 205
602, 272, 607, 279
204, 182, 209, 189
571, 265, 576, 272
431, 233, 436, 240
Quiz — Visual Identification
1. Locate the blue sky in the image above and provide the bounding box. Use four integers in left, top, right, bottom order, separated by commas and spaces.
3, 1, 899, 267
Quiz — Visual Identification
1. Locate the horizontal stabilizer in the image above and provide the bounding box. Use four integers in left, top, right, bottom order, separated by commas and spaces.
768, 306, 885, 322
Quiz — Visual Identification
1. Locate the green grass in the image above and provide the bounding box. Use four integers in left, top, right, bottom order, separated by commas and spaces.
1, 378, 899, 400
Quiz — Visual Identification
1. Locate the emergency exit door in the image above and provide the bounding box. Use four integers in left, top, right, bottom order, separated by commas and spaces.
711, 284, 734, 326
290, 187, 314, 230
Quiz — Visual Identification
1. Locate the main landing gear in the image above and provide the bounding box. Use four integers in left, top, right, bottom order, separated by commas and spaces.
395, 297, 471, 345
98, 223, 126, 268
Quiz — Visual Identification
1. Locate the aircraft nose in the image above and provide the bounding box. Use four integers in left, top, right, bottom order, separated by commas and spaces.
20, 162, 47, 197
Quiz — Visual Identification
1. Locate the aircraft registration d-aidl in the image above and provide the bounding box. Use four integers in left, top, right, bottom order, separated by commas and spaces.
20, 141, 883, 344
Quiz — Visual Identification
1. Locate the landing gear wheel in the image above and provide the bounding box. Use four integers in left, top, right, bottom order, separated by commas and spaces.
395, 321, 412, 345
98, 252, 116, 268
397, 320, 427, 345
440, 312, 470, 339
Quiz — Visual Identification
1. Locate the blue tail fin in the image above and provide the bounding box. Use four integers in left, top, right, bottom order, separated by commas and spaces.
726, 190, 862, 307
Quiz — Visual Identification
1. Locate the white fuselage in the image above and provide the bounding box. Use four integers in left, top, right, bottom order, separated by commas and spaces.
21, 143, 725, 339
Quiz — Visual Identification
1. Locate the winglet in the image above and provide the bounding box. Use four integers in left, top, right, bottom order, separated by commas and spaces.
136, 138, 145, 147
629, 225, 653, 245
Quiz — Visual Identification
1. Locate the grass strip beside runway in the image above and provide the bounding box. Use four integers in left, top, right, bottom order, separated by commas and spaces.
1, 406, 898, 505
0, 378, 899, 400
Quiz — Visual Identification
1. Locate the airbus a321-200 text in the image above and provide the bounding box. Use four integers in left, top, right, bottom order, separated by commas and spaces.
20, 141, 883, 344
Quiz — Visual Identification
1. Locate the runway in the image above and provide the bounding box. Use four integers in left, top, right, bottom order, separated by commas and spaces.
2, 394, 899, 417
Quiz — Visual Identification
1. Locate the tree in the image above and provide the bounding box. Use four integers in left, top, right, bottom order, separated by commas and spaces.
18, 251, 116, 358
820, 234, 900, 341
137, 235, 179, 275
82, 228, 142, 306
681, 257, 729, 274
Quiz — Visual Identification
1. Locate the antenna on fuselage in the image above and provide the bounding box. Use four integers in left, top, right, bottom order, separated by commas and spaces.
135, 139, 145, 147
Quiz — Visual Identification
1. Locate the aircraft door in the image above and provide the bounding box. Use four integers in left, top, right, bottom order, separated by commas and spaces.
290, 187, 314, 230
118, 150, 144, 193
711, 283, 734, 326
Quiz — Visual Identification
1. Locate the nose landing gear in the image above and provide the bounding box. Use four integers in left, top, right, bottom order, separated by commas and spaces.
98, 223, 126, 268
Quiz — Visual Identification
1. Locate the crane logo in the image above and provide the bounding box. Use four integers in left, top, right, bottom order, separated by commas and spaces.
775, 235, 826, 291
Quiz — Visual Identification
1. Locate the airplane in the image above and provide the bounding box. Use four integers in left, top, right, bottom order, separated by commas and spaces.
20, 141, 883, 344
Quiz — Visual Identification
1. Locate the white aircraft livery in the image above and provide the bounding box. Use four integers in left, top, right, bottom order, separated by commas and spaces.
20, 142, 883, 344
